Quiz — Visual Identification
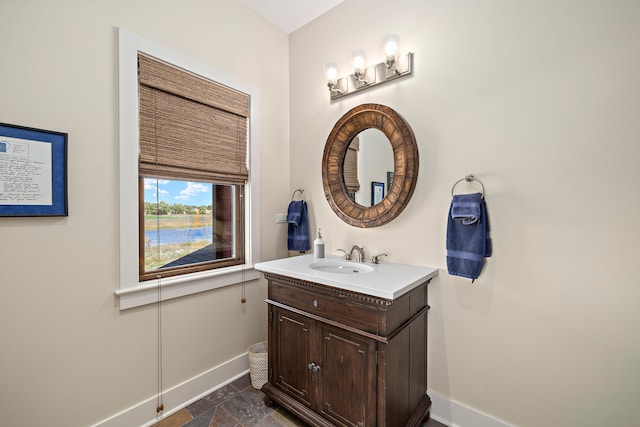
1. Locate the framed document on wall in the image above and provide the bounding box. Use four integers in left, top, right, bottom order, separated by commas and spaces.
0, 123, 68, 217
372, 181, 384, 206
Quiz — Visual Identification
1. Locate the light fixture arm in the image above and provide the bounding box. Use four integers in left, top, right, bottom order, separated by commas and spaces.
353, 71, 368, 85
327, 82, 344, 94
385, 57, 399, 75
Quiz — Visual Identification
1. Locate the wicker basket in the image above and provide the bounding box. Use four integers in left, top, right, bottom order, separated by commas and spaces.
247, 341, 268, 389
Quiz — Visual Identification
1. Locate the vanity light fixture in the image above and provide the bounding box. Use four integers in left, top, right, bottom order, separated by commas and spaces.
324, 34, 413, 101
382, 33, 400, 76
351, 49, 369, 86
323, 62, 345, 95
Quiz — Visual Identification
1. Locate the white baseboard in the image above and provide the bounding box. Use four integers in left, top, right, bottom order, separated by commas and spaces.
92, 356, 513, 427
429, 390, 514, 427
91, 352, 249, 427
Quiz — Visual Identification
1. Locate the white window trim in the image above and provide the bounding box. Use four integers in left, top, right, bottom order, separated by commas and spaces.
115, 28, 260, 310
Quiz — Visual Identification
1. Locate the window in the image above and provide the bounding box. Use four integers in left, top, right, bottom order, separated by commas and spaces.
116, 29, 260, 309
137, 53, 248, 281
141, 178, 243, 280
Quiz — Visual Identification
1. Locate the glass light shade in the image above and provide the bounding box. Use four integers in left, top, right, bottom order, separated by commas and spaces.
382, 34, 399, 64
351, 49, 366, 75
323, 62, 339, 85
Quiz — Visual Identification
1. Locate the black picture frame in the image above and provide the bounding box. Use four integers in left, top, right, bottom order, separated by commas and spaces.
0, 122, 68, 217
372, 181, 384, 206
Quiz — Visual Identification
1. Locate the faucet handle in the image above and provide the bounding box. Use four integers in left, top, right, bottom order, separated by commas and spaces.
336, 249, 351, 260
370, 253, 388, 264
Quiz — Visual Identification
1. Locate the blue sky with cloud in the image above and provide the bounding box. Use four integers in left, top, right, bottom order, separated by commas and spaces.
144, 178, 212, 206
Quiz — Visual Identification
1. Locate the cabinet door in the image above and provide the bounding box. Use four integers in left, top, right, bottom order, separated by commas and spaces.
273, 307, 314, 408
317, 323, 377, 427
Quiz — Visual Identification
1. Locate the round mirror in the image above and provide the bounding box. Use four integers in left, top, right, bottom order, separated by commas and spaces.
322, 104, 419, 228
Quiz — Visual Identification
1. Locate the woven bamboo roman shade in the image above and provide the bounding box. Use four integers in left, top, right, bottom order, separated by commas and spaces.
138, 54, 250, 184
343, 137, 360, 193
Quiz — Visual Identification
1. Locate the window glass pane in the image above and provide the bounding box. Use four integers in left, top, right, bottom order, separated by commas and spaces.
142, 177, 236, 275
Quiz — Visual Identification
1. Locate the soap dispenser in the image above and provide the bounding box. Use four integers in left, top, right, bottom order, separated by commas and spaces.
314, 228, 325, 259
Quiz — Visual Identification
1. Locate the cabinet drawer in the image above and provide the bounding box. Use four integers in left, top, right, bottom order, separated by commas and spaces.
270, 280, 379, 334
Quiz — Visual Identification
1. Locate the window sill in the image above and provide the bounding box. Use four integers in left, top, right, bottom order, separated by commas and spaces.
115, 265, 260, 310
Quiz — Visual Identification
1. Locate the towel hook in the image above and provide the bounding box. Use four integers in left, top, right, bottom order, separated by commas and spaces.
291, 188, 305, 200
451, 174, 485, 198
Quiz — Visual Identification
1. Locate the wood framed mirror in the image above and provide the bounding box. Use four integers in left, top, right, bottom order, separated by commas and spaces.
322, 103, 419, 228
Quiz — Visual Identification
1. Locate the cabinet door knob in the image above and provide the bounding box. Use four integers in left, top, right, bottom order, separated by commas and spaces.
307, 362, 321, 373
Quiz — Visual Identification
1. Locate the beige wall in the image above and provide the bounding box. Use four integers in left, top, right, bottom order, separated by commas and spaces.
0, 1, 289, 426
289, 0, 640, 426
1, 0, 639, 426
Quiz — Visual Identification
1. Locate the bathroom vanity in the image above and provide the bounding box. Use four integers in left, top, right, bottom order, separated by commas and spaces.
254, 255, 438, 427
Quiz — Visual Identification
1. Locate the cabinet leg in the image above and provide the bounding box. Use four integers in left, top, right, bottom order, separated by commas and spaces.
263, 395, 278, 408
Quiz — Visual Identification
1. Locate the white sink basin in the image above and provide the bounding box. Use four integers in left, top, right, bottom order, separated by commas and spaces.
308, 260, 374, 274
255, 254, 439, 300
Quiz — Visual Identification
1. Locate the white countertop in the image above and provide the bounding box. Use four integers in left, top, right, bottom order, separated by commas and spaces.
254, 254, 438, 300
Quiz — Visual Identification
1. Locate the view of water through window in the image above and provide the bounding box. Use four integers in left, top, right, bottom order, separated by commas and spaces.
143, 178, 234, 273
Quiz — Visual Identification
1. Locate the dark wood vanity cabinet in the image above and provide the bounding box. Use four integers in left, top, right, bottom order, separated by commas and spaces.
262, 273, 432, 427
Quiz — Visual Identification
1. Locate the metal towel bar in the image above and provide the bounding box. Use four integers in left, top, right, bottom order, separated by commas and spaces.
291, 188, 305, 200
451, 174, 485, 198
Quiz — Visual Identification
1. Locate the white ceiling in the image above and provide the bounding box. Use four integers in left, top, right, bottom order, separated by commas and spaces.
239, 0, 343, 34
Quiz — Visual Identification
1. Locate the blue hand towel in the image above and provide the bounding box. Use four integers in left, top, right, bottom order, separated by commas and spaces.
446, 193, 492, 281
451, 194, 482, 225
287, 200, 310, 252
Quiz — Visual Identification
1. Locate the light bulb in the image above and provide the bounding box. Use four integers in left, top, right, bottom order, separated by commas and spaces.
351, 49, 366, 76
385, 40, 398, 57
382, 34, 400, 67
323, 62, 338, 86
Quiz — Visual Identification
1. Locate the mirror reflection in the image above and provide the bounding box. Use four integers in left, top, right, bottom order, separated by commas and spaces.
343, 128, 394, 207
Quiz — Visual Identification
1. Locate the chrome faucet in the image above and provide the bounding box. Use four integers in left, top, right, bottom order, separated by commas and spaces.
349, 245, 365, 262
337, 245, 366, 262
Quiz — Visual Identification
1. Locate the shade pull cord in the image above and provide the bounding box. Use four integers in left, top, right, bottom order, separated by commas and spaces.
240, 188, 246, 304
156, 275, 164, 414
154, 100, 164, 414
238, 121, 247, 304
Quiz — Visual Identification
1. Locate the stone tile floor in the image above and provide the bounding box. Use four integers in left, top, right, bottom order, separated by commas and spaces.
151, 374, 306, 427
152, 374, 446, 427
